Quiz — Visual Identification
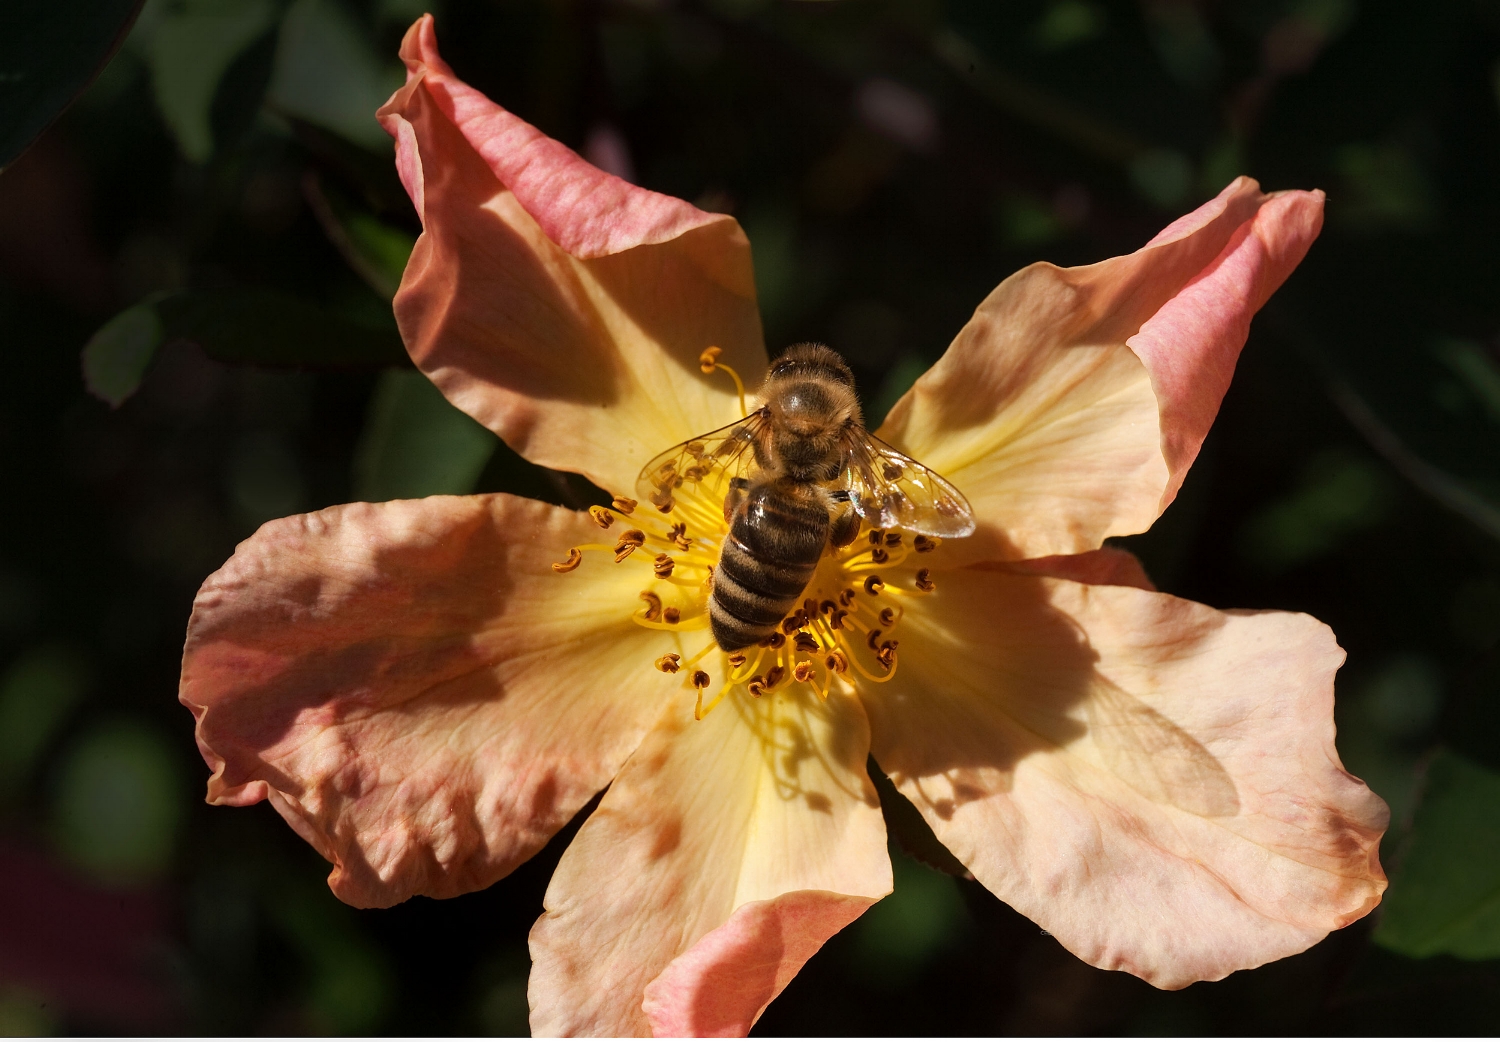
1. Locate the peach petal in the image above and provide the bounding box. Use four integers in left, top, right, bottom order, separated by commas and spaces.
879, 178, 1320, 561
528, 687, 889, 1036
180, 494, 677, 908
863, 569, 1388, 988
993, 545, 1156, 590
378, 16, 765, 496
642, 890, 874, 1038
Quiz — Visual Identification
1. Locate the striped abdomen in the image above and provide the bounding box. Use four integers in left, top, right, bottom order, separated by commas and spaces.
710, 480, 829, 651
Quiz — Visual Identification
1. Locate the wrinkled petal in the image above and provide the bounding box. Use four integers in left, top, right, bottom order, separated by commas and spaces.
378, 16, 765, 496
529, 687, 890, 1036
180, 494, 678, 908
879, 178, 1321, 562
862, 568, 1387, 988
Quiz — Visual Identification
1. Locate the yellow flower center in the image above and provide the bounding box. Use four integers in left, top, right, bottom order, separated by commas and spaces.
550, 470, 940, 720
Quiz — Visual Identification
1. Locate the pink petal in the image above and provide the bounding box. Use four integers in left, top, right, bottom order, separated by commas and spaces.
528, 687, 890, 1036
377, 16, 766, 497
642, 891, 875, 1038
180, 494, 678, 908
879, 178, 1321, 561
864, 568, 1387, 988
1128, 187, 1324, 505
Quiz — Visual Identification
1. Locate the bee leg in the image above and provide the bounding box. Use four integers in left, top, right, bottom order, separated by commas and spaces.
829, 505, 861, 548
722, 476, 751, 525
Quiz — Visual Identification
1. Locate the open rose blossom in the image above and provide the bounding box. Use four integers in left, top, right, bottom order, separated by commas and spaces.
178, 15, 1389, 1037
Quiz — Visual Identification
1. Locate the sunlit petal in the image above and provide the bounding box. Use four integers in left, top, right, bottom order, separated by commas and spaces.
180, 494, 676, 908
378, 16, 766, 495
879, 178, 1319, 562
529, 687, 890, 1036
863, 568, 1388, 987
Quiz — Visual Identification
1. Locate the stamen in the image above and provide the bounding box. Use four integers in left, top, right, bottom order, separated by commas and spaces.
611, 496, 638, 514
758, 632, 786, 649
915, 568, 935, 592
699, 346, 748, 418
747, 674, 768, 697
653, 554, 675, 579
692, 669, 710, 688
913, 535, 939, 553
780, 612, 806, 635
588, 505, 615, 529
728, 653, 747, 669
639, 591, 662, 621
664, 607, 681, 625
551, 548, 583, 573
765, 665, 786, 688
793, 662, 815, 682
870, 547, 889, 564
868, 529, 884, 545
867, 629, 883, 650
864, 575, 885, 595
655, 653, 682, 673
829, 610, 848, 631
820, 599, 837, 615
825, 651, 848, 674
876, 641, 899, 670
650, 489, 675, 513
668, 522, 692, 551
794, 632, 820, 653
884, 532, 902, 547
879, 607, 897, 626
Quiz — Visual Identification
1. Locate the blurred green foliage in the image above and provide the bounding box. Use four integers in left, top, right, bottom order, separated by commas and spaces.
4, 0, 1500, 1032
1376, 750, 1500, 959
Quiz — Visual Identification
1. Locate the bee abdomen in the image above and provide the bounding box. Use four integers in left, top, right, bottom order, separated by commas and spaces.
710, 483, 829, 651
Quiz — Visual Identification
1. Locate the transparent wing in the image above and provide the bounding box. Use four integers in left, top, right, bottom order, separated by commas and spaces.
840, 431, 976, 537
1082, 677, 1239, 818
636, 409, 770, 514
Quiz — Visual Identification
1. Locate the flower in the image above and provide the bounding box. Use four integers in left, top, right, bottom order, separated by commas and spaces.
178, 15, 1389, 1037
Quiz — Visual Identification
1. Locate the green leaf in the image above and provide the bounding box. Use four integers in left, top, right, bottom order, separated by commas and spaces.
268, 0, 401, 151
156, 286, 408, 366
0, 0, 145, 167
50, 720, 183, 882
82, 301, 164, 407
304, 174, 414, 299
353, 370, 497, 501
142, 0, 277, 162
0, 646, 88, 796
1374, 750, 1500, 959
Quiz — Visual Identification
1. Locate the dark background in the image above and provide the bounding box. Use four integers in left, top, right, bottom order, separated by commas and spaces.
3, 0, 1500, 1034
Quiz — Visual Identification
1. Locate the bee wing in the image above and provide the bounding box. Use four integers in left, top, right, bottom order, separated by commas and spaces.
1082, 678, 1239, 818
840, 431, 976, 537
635, 409, 770, 513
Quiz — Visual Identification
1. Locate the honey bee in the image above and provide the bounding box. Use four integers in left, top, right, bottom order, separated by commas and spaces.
637, 343, 975, 651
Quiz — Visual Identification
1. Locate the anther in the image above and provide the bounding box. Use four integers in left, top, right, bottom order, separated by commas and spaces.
758, 632, 786, 649
803, 598, 818, 618
653, 554, 675, 579
617, 529, 646, 548
794, 632, 820, 653
793, 662, 815, 683
692, 670, 711, 689
867, 629, 883, 650
669, 522, 691, 551
655, 653, 682, 673
588, 505, 615, 529
820, 600, 837, 615
879, 607, 897, 626
864, 575, 885, 595
870, 547, 889, 564
748, 674, 768, 697
664, 607, 681, 625
639, 591, 662, 621
614, 545, 637, 563
839, 588, 856, 607
868, 529, 884, 545
825, 651, 849, 674
780, 612, 805, 635
884, 532, 902, 547
876, 641, 898, 670
699, 346, 723, 373
551, 548, 583, 573
830, 610, 848, 630
915, 568, 935, 592
913, 535, 939, 553
766, 665, 786, 688
728, 653, 747, 668
612, 497, 637, 515
650, 489, 674, 513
